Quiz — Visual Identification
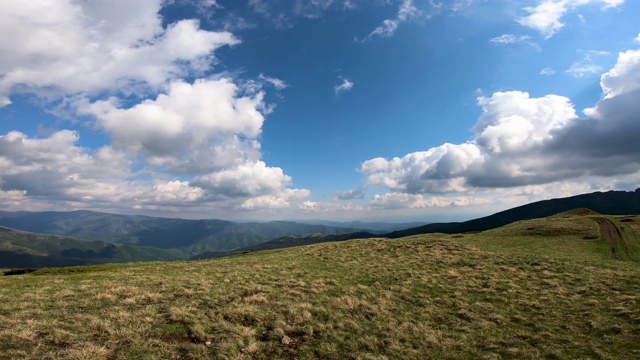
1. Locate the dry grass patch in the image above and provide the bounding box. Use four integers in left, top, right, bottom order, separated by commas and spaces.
0, 235, 639, 359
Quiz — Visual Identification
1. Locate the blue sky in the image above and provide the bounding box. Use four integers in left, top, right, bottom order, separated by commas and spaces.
0, 0, 639, 222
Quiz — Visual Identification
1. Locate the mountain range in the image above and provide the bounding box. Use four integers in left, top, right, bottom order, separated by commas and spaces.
194, 189, 640, 259
2, 189, 640, 268
0, 210, 371, 255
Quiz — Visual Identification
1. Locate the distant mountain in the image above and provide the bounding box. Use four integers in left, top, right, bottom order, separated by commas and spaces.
297, 220, 428, 233
4, 189, 639, 264
0, 211, 365, 255
194, 189, 640, 258
190, 231, 377, 260
0, 226, 185, 268
386, 189, 640, 238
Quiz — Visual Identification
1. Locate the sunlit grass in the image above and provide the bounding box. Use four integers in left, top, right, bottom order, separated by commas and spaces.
1, 215, 639, 359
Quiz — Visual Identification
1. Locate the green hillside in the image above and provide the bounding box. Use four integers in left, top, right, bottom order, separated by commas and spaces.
0, 211, 365, 256
0, 213, 639, 359
0, 227, 185, 268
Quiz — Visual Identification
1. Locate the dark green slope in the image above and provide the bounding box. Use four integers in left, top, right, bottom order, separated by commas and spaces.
191, 231, 377, 260
386, 189, 640, 238
0, 226, 185, 268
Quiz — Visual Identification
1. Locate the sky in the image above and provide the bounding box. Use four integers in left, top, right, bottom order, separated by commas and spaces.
0, 0, 639, 222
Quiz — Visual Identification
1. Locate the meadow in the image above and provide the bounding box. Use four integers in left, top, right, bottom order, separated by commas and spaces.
0, 213, 639, 359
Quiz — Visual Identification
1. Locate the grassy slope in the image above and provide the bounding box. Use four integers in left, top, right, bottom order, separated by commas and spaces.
0, 215, 639, 359
0, 229, 186, 268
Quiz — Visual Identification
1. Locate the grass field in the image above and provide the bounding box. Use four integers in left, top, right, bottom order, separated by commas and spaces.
0, 213, 639, 359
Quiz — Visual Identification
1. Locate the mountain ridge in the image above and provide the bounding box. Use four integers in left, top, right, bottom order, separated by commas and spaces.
0, 211, 367, 256
0, 226, 185, 268
386, 189, 640, 238
193, 189, 640, 259
2, 189, 640, 266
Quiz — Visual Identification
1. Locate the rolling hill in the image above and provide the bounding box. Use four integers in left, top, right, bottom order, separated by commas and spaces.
386, 189, 640, 238
0, 226, 185, 268
1, 212, 638, 359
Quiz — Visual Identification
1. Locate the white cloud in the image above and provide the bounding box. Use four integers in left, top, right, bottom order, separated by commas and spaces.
518, 0, 567, 39
360, 45, 640, 205
565, 62, 603, 77
490, 34, 531, 44
192, 161, 293, 198
0, 1, 310, 215
259, 74, 289, 90
489, 34, 540, 50
241, 189, 311, 210
565, 50, 610, 77
540, 67, 556, 75
518, 0, 625, 39
370, 193, 492, 209
298, 200, 364, 213
0, 1, 239, 106
0, 130, 133, 202
365, 0, 419, 40
335, 77, 354, 95
0, 128, 311, 212
80, 78, 266, 174
0, 130, 214, 211
474, 92, 576, 154
598, 48, 640, 98
362, 91, 580, 193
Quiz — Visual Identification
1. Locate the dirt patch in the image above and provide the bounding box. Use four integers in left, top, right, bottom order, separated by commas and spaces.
593, 218, 634, 261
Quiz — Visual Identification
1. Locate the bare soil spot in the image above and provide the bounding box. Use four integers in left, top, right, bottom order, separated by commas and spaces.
593, 218, 634, 261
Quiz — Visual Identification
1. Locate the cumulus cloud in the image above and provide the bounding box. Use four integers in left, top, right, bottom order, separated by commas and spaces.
370, 193, 491, 209
78, 76, 307, 204
0, 1, 239, 106
0, 130, 217, 211
364, 0, 419, 40
241, 189, 311, 210
0, 1, 310, 214
192, 161, 293, 198
360, 44, 640, 198
0, 130, 132, 202
0, 128, 309, 212
518, 0, 624, 39
79, 78, 266, 174
598, 48, 640, 98
335, 77, 354, 95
